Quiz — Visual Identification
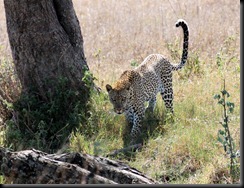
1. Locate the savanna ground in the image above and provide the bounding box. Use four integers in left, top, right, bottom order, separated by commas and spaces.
0, 0, 240, 184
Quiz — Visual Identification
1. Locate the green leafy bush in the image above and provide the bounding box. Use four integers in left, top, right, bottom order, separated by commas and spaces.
214, 80, 240, 183
4, 77, 90, 153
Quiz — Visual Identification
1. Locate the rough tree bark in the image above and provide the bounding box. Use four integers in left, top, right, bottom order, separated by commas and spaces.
0, 147, 158, 184
4, 0, 90, 99
3, 0, 95, 152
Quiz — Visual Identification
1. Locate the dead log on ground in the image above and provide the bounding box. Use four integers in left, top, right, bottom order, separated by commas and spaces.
106, 143, 143, 157
0, 147, 158, 184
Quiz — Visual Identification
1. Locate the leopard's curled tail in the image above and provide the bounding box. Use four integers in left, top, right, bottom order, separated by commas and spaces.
172, 19, 189, 71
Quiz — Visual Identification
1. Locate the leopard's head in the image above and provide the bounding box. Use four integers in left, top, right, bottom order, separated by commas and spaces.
106, 70, 138, 114
106, 81, 131, 114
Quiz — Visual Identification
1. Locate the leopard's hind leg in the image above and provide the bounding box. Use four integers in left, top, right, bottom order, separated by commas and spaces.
161, 75, 174, 113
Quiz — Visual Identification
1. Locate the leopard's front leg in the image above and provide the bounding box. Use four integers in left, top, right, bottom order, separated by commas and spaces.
125, 108, 134, 128
130, 103, 145, 144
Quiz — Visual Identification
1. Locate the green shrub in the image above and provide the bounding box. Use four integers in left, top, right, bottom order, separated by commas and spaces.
4, 77, 90, 153
214, 80, 240, 183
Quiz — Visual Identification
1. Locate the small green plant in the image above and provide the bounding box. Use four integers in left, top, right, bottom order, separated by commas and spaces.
82, 67, 97, 88
166, 39, 181, 61
130, 59, 139, 68
0, 175, 6, 184
214, 79, 240, 183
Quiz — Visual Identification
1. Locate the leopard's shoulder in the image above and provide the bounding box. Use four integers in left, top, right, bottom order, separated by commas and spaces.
114, 70, 141, 90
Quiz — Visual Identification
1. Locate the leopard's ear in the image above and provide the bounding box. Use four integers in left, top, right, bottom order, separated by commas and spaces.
106, 84, 113, 92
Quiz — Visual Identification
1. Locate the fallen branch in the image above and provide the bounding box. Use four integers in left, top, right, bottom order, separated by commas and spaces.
0, 147, 158, 184
106, 143, 143, 157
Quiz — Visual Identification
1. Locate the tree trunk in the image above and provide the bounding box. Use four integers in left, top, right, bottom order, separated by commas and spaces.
3, 0, 90, 99
0, 147, 158, 184
3, 0, 95, 152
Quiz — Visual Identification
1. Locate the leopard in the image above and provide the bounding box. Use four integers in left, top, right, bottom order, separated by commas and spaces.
106, 19, 189, 144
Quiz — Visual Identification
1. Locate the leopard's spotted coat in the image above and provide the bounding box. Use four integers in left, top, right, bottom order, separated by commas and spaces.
106, 19, 189, 143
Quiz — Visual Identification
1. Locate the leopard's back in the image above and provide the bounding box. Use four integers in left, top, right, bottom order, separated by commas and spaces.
134, 54, 169, 100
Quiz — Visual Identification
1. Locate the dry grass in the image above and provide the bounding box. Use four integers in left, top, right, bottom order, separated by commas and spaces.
0, 0, 240, 87
0, 0, 240, 184
71, 0, 240, 88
